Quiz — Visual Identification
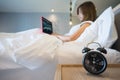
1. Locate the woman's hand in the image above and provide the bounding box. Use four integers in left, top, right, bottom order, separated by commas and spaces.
51, 33, 59, 36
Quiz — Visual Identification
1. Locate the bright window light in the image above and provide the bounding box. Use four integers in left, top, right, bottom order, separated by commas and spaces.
69, 21, 73, 25
51, 9, 55, 12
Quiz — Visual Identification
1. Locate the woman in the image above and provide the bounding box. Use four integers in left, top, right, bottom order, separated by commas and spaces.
52, 1, 97, 42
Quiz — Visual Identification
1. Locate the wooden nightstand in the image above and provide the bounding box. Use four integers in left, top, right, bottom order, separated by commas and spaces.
54, 64, 120, 80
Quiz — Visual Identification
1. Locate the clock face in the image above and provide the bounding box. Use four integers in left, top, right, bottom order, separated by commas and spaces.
83, 51, 107, 75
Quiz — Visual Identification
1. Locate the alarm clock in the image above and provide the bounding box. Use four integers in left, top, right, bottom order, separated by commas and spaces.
82, 42, 107, 75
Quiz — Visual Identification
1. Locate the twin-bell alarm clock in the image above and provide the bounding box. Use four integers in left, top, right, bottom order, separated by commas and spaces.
82, 42, 107, 75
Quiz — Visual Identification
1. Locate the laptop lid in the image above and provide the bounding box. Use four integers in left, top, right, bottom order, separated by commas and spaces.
41, 17, 53, 34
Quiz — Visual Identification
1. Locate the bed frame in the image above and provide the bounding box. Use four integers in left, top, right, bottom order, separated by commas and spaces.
111, 8, 120, 51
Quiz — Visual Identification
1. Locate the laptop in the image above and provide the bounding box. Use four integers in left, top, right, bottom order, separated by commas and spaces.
41, 17, 53, 34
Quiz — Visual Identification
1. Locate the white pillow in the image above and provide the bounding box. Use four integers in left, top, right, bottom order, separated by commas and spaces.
75, 22, 97, 45
113, 3, 120, 12
94, 7, 118, 47
76, 7, 118, 48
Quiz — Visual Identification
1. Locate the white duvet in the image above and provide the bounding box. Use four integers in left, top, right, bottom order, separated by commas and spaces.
0, 28, 120, 70
0, 28, 62, 69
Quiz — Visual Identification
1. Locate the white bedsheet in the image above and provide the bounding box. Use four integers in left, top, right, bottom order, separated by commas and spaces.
57, 41, 120, 64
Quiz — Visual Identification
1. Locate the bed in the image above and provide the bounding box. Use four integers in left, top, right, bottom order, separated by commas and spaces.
0, 6, 120, 80
58, 6, 120, 64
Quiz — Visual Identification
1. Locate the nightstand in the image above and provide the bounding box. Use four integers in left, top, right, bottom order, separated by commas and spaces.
54, 64, 120, 80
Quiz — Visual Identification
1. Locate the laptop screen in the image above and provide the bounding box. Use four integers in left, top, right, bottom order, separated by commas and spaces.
41, 17, 53, 34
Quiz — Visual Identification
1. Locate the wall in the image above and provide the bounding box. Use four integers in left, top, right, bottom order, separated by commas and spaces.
0, 12, 70, 34
0, 0, 120, 33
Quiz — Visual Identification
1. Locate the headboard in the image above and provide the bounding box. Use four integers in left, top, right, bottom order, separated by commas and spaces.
111, 8, 120, 51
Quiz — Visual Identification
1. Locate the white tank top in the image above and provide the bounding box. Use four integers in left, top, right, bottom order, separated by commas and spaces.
65, 21, 93, 35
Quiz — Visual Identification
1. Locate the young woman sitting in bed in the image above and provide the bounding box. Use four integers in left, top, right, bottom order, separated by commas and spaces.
52, 1, 97, 42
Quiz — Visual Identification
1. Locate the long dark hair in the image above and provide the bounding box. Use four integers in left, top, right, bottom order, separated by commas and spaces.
77, 1, 97, 22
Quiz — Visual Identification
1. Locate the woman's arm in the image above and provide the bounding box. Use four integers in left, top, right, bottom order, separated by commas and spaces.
52, 22, 91, 42
69, 22, 91, 41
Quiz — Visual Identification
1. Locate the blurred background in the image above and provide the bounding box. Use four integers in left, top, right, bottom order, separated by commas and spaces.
0, 0, 120, 34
